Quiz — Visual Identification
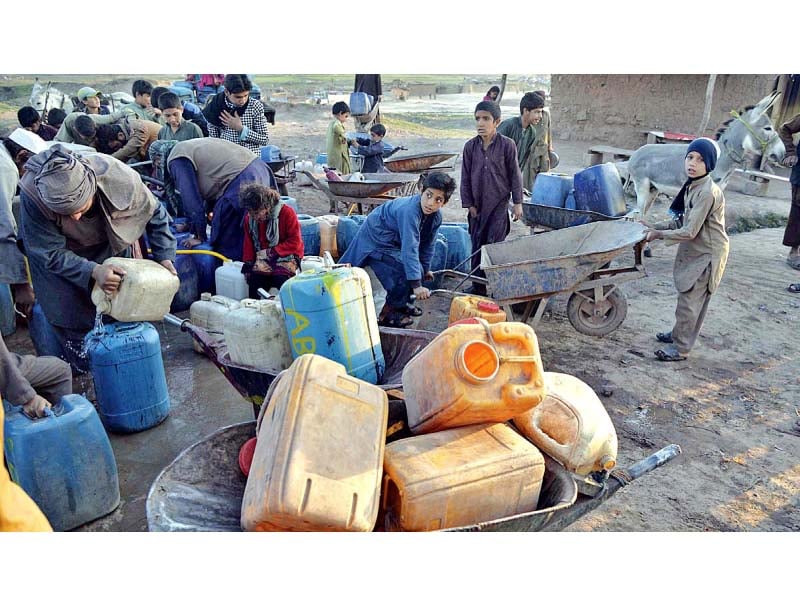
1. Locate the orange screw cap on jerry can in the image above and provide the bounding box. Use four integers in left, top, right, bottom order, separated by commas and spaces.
241, 354, 388, 531
381, 423, 545, 531
401, 319, 546, 434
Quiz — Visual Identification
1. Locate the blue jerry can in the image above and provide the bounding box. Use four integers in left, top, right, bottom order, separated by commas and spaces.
297, 214, 321, 256
84, 322, 171, 433
424, 233, 449, 290
280, 265, 385, 384
573, 163, 627, 216
28, 302, 64, 359
532, 173, 573, 208
192, 242, 221, 295
3, 394, 120, 531
335, 216, 364, 256
438, 225, 472, 272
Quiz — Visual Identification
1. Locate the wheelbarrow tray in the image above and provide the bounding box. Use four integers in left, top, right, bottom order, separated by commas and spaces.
480, 221, 647, 302
522, 202, 624, 230
146, 421, 681, 532
383, 151, 458, 173
327, 173, 420, 198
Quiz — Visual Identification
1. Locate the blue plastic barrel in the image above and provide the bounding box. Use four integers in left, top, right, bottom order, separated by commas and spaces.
335, 216, 364, 255
349, 92, 373, 116
315, 153, 328, 166
192, 242, 221, 295
3, 394, 120, 531
0, 283, 15, 336
297, 214, 321, 256
167, 85, 194, 104
281, 196, 299, 214
532, 173, 573, 208
260, 145, 281, 162
573, 163, 627, 216
280, 267, 385, 384
438, 225, 472, 272
28, 302, 64, 359
424, 233, 449, 290
84, 322, 171, 433
171, 251, 200, 313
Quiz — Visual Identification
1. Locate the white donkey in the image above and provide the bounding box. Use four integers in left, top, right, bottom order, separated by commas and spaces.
626, 91, 786, 218
29, 78, 135, 118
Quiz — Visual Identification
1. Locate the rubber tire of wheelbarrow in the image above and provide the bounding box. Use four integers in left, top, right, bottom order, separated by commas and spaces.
566, 288, 628, 337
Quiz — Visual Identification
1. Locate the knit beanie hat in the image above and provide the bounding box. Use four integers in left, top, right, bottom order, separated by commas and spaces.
686, 137, 720, 173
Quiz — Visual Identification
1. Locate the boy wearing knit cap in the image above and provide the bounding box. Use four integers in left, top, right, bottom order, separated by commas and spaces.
643, 138, 730, 361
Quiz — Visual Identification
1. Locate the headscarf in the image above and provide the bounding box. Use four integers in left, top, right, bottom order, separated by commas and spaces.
27, 145, 96, 215
247, 199, 284, 252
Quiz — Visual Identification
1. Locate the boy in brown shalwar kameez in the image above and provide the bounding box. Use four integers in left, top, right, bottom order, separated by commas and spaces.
644, 138, 730, 361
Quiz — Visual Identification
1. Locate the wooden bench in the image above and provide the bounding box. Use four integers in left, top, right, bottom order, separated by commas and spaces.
642, 130, 697, 145
584, 145, 635, 167
731, 168, 790, 197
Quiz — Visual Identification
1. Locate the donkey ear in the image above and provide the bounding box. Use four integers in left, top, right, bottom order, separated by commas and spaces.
750, 91, 781, 118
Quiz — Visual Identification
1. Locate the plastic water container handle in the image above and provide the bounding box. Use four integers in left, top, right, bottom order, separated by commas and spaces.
21, 406, 56, 421
322, 251, 335, 269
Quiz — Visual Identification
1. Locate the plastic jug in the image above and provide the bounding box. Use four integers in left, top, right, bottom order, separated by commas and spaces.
402, 320, 546, 434
1, 283, 15, 336
223, 298, 293, 371
423, 233, 448, 290
90, 257, 180, 322
241, 353, 388, 532
573, 163, 627, 216
214, 261, 249, 301
3, 394, 120, 531
438, 225, 472, 271
513, 372, 618, 476
348, 92, 372, 116
301, 256, 325, 272
297, 214, 321, 256
280, 257, 385, 385
532, 173, 573, 208
84, 322, 171, 433
29, 302, 64, 359
381, 423, 545, 531
189, 293, 240, 354
448, 296, 507, 326
280, 196, 299, 214
170, 252, 200, 313
318, 214, 339, 258
335, 216, 363, 255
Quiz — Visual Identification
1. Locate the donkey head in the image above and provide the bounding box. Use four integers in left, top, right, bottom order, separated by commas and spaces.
716, 91, 785, 171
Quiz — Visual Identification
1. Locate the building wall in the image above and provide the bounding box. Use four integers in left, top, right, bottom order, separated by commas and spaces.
550, 74, 779, 149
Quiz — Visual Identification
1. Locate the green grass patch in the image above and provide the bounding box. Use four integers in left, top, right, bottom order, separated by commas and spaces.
727, 212, 788, 234
380, 114, 473, 139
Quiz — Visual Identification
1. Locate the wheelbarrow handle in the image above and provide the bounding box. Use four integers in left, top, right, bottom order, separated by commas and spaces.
610, 444, 682, 487
163, 313, 189, 330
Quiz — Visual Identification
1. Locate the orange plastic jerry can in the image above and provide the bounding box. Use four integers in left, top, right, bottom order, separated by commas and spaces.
240, 354, 388, 531
401, 319, 546, 434
448, 296, 507, 326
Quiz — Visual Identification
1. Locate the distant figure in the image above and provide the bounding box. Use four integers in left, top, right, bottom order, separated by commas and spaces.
354, 74, 383, 124
239, 183, 303, 298
202, 74, 269, 155
483, 86, 500, 102
326, 101, 354, 176
46, 108, 67, 130
74, 87, 110, 115
151, 86, 209, 136
156, 92, 204, 142
461, 101, 523, 296
120, 79, 160, 122
18, 106, 58, 142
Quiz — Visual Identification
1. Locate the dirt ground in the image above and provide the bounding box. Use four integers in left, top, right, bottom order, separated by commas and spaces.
3, 93, 798, 532
274, 104, 800, 532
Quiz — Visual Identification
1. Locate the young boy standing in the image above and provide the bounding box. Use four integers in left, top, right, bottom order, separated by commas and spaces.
157, 92, 203, 142
497, 92, 544, 191
326, 101, 354, 175
461, 100, 523, 295
351, 123, 388, 173
644, 138, 730, 361
121, 80, 160, 122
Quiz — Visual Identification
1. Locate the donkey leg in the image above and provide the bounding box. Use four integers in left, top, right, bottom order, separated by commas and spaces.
633, 177, 657, 219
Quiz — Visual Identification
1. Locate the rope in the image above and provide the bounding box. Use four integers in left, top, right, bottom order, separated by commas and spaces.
729, 109, 779, 158
610, 469, 633, 487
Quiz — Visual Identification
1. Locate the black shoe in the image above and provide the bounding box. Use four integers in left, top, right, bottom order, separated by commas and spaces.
656, 332, 673, 343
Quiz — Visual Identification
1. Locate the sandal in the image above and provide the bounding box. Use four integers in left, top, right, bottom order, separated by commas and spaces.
654, 347, 688, 362
379, 311, 413, 328
400, 304, 423, 317
787, 256, 800, 271
655, 332, 673, 343
788, 283, 800, 293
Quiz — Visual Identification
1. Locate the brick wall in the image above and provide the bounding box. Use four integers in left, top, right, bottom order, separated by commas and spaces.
550, 74, 779, 149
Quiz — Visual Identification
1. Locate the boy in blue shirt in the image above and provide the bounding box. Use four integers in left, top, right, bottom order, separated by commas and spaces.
351, 124, 388, 173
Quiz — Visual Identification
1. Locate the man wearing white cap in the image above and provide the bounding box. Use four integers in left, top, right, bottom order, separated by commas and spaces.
75, 86, 110, 115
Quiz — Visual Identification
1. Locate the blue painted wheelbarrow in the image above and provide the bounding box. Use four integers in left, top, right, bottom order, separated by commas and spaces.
432, 220, 648, 336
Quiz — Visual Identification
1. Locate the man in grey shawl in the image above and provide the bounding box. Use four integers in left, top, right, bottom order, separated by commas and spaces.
18, 145, 176, 372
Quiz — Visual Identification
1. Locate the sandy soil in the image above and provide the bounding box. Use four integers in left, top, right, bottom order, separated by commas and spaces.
274, 103, 800, 531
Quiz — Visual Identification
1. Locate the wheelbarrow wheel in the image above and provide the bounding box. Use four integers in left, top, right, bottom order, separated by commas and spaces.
567, 287, 627, 337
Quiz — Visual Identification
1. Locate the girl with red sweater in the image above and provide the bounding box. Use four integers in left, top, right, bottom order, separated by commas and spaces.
239, 183, 304, 298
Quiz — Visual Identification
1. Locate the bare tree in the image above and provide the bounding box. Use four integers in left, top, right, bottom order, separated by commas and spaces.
497, 75, 508, 103
697, 74, 717, 137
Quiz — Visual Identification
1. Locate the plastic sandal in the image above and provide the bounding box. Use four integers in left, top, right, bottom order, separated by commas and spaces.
400, 304, 423, 317
655, 332, 673, 343
379, 312, 413, 328
788, 283, 800, 293
654, 348, 688, 362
